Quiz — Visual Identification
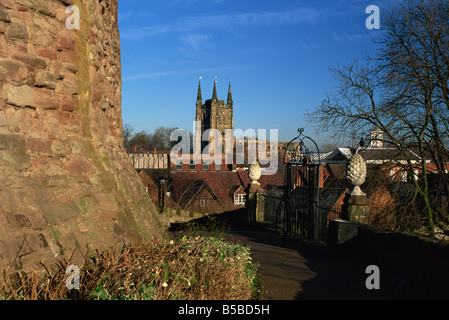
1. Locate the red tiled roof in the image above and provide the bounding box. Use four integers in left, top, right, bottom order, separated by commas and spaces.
170, 170, 283, 208
178, 180, 222, 209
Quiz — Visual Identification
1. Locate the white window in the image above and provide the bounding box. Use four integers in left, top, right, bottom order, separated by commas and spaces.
389, 170, 395, 181
199, 199, 207, 207
202, 160, 209, 171
234, 194, 246, 205
401, 171, 407, 182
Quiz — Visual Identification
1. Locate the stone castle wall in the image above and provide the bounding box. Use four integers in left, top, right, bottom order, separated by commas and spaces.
0, 0, 164, 275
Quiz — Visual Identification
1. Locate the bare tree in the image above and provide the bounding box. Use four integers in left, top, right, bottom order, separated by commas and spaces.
320, 142, 339, 153
306, 0, 449, 237
122, 123, 135, 148
148, 126, 177, 150
129, 131, 150, 150
124, 125, 193, 152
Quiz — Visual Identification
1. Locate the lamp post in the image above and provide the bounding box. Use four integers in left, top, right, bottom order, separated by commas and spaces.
159, 176, 166, 211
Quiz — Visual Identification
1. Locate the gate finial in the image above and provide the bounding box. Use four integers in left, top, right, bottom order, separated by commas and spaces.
248, 160, 261, 192
344, 153, 370, 223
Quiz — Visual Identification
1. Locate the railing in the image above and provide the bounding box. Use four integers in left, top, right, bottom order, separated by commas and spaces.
315, 206, 343, 244
319, 205, 342, 226
254, 191, 284, 227
248, 128, 342, 244
252, 192, 343, 245
127, 152, 169, 169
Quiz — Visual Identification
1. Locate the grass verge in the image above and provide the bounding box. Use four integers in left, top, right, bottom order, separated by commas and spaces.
0, 234, 261, 300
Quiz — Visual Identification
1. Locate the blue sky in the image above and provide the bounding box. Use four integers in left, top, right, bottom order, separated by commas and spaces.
118, 0, 384, 146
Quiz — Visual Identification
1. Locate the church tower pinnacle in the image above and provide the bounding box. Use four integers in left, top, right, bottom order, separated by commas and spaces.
212, 76, 218, 100
195, 77, 203, 127
197, 77, 202, 102
227, 79, 233, 107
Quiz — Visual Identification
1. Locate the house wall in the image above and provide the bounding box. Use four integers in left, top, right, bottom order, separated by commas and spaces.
186, 187, 222, 213
171, 154, 238, 172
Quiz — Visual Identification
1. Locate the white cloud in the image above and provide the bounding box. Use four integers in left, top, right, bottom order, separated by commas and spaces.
332, 32, 365, 42
181, 8, 327, 33
120, 25, 171, 39
122, 65, 254, 81
120, 8, 328, 40
162, 0, 226, 6
122, 71, 179, 81
118, 10, 133, 21
180, 33, 211, 52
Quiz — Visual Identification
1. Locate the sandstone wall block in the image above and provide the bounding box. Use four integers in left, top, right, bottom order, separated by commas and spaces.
3, 84, 35, 108
0, 8, 11, 23
7, 22, 28, 42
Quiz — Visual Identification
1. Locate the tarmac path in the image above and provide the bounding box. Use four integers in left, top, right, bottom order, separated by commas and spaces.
227, 229, 404, 300
170, 210, 435, 300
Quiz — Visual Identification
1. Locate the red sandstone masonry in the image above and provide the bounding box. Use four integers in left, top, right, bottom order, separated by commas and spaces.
0, 0, 164, 277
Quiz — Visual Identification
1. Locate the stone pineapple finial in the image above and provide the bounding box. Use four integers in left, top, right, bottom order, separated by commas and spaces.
249, 160, 261, 181
248, 160, 261, 192
346, 153, 368, 205
347, 153, 366, 187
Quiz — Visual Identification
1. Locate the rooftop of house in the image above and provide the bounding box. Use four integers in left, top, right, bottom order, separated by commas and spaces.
322, 146, 426, 163
170, 170, 283, 207
126, 146, 171, 154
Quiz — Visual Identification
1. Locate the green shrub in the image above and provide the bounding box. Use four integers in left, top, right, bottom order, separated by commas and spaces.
1, 236, 261, 300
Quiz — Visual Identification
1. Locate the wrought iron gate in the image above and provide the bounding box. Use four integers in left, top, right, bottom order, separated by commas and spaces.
283, 159, 321, 240
284, 128, 334, 243
251, 128, 330, 243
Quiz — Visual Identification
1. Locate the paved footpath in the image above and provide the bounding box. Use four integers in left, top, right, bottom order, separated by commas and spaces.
227, 229, 407, 300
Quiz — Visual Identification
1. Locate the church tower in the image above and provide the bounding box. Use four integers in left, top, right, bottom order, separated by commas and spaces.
369, 125, 384, 148
195, 78, 234, 153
